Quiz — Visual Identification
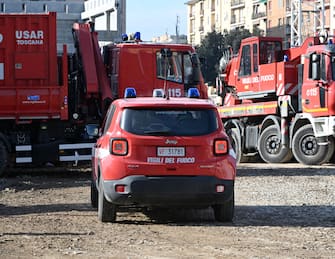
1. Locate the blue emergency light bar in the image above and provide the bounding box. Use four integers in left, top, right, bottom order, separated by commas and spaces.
187, 88, 200, 98
124, 87, 136, 98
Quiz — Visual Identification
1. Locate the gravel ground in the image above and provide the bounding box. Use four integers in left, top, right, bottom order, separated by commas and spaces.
0, 163, 335, 258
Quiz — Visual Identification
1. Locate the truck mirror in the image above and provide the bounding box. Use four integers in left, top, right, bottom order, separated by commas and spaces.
311, 54, 320, 80
191, 54, 200, 84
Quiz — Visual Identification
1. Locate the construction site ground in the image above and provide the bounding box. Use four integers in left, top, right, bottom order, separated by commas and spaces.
1, 162, 335, 258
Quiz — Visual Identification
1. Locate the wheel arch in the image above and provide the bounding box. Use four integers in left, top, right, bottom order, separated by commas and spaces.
259, 115, 281, 135
224, 119, 244, 145
224, 119, 244, 137
290, 114, 312, 148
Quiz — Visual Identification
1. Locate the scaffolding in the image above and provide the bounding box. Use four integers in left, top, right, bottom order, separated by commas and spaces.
290, 0, 325, 47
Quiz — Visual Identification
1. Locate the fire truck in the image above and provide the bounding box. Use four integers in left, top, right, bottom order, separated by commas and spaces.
0, 12, 206, 175
216, 34, 335, 165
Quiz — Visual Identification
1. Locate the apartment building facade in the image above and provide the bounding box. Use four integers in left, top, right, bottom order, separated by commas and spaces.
187, 0, 267, 45
186, 0, 334, 47
81, 0, 126, 42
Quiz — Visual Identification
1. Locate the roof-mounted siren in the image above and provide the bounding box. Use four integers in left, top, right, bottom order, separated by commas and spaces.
121, 32, 141, 42
134, 32, 141, 41
187, 88, 200, 98
124, 87, 136, 98
153, 89, 165, 98
121, 33, 128, 41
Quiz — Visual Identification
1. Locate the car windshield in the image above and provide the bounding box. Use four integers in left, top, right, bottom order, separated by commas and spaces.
121, 108, 219, 136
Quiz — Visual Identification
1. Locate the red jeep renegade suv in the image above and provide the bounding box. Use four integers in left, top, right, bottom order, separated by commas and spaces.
91, 88, 236, 222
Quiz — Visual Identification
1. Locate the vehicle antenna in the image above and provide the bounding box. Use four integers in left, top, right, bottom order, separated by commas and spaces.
161, 48, 171, 100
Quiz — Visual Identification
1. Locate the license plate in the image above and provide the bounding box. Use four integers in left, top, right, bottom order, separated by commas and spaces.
157, 147, 185, 157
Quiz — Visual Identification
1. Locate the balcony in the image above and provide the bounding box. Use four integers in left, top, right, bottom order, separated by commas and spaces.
252, 0, 267, 4
252, 12, 266, 20
231, 0, 245, 9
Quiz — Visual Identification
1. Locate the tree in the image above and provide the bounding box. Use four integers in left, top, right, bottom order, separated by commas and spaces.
197, 28, 260, 86
196, 31, 225, 86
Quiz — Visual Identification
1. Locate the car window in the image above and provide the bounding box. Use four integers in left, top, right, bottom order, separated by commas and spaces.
120, 108, 219, 136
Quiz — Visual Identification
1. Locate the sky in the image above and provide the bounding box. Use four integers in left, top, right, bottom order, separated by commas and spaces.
126, 0, 188, 41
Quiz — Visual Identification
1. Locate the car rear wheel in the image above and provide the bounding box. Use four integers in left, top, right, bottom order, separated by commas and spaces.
213, 192, 234, 222
90, 180, 98, 209
98, 178, 117, 222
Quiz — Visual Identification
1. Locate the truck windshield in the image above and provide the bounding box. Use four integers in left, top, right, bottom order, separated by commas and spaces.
156, 52, 193, 84
121, 108, 219, 136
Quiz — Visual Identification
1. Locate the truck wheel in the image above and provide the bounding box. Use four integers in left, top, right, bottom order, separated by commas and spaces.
292, 124, 334, 165
0, 141, 8, 177
90, 180, 98, 210
258, 125, 292, 163
98, 178, 117, 222
230, 128, 249, 163
213, 193, 234, 222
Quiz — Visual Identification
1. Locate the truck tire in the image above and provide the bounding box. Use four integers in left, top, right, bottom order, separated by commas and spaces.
258, 125, 293, 163
98, 178, 117, 222
90, 180, 98, 210
0, 141, 8, 177
230, 128, 249, 163
292, 124, 334, 165
213, 192, 234, 222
